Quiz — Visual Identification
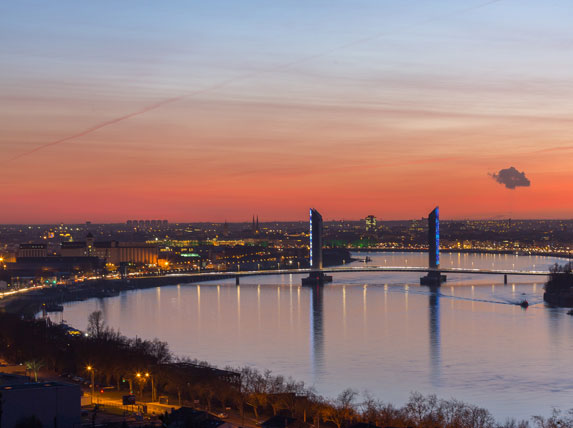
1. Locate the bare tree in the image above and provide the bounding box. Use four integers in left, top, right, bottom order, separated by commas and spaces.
498, 419, 530, 428
532, 409, 573, 428
323, 389, 357, 428
87, 310, 105, 338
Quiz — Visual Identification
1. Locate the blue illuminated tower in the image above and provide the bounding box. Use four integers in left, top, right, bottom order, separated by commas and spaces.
303, 208, 332, 286
428, 207, 439, 269
310, 208, 323, 270
421, 206, 446, 286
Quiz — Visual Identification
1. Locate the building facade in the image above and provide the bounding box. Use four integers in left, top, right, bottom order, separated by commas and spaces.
365, 215, 377, 232
17, 244, 47, 258
61, 234, 158, 265
0, 381, 81, 428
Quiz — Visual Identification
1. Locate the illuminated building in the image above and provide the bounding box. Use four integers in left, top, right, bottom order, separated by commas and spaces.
61, 234, 158, 265
18, 244, 47, 258
365, 215, 377, 232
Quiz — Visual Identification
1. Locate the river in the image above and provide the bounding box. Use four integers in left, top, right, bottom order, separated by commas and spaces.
53, 252, 573, 421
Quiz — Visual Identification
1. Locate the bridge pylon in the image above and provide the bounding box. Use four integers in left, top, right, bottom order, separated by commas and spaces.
302, 208, 333, 286
421, 207, 447, 286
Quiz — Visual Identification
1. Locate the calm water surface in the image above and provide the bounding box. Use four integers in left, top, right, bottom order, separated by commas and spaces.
57, 252, 573, 420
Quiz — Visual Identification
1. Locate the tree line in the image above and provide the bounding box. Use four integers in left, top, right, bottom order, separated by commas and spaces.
545, 262, 573, 294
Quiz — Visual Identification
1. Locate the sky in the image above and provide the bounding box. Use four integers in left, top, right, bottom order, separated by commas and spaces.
1, 0, 572, 223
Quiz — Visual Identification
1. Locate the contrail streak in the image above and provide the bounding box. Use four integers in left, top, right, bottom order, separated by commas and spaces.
9, 0, 504, 162
8, 75, 256, 162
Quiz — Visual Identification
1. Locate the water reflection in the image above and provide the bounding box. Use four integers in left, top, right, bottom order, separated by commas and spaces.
310, 285, 324, 379
429, 287, 441, 387
547, 306, 563, 347
236, 285, 241, 326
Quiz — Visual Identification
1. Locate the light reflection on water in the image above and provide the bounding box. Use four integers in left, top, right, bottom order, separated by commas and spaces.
57, 252, 573, 421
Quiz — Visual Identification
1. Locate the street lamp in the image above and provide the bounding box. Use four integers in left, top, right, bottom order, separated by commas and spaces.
87, 365, 95, 405
136, 372, 154, 401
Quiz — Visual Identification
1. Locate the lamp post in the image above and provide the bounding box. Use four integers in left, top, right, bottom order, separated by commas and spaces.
146, 372, 156, 402
136, 372, 144, 399
87, 365, 95, 405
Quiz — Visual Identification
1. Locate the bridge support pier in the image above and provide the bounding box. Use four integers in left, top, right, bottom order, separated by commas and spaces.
235, 276, 240, 286
420, 271, 447, 286
504, 274, 507, 285
302, 271, 333, 286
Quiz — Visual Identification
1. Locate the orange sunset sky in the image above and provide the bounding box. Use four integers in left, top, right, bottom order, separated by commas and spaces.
1, 1, 572, 223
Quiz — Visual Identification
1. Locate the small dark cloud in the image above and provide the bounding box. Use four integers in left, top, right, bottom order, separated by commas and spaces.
490, 166, 531, 189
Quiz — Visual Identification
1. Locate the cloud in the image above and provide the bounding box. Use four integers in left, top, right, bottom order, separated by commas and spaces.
490, 166, 531, 189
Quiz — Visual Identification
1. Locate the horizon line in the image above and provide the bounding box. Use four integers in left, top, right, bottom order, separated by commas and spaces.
0, 217, 571, 226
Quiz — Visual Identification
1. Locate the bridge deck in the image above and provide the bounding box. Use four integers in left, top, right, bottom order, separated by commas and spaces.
165, 266, 548, 279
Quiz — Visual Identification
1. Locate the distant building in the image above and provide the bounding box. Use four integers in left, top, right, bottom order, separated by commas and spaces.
251, 215, 260, 235
61, 234, 158, 265
18, 243, 47, 258
365, 215, 377, 232
128, 219, 167, 229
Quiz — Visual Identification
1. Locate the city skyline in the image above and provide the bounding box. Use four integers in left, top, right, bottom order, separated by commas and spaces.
2, 1, 573, 223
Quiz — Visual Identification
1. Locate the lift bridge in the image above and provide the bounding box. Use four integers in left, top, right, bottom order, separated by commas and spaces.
214, 207, 548, 286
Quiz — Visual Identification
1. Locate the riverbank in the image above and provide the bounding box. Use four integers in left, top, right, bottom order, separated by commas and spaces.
350, 247, 573, 259
544, 291, 573, 307
0, 249, 356, 318
0, 273, 243, 317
